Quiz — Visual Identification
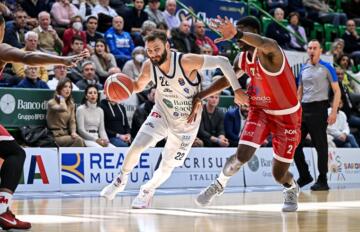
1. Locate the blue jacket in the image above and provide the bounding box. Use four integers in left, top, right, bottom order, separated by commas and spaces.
16, 77, 49, 89
224, 107, 241, 142
4, 21, 28, 49
104, 27, 134, 61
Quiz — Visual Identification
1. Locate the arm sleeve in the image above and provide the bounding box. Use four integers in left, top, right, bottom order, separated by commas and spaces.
201, 55, 241, 90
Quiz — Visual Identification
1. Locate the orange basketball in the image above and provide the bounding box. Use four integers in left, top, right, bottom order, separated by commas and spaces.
104, 73, 134, 102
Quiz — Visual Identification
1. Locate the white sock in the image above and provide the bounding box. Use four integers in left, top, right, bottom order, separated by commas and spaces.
217, 171, 231, 188
0, 192, 12, 214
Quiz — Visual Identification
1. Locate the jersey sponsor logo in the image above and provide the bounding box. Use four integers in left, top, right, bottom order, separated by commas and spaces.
178, 78, 185, 86
183, 88, 189, 94
61, 153, 85, 184
182, 135, 191, 140
163, 88, 173, 93
162, 99, 174, 108
250, 67, 256, 76
151, 112, 161, 118
242, 131, 255, 137
284, 129, 297, 135
145, 122, 155, 128
173, 112, 179, 117
250, 96, 271, 102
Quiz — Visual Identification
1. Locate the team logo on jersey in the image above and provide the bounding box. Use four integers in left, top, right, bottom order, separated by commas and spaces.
178, 78, 185, 86
162, 98, 174, 108
183, 88, 189, 94
250, 68, 256, 76
173, 112, 179, 117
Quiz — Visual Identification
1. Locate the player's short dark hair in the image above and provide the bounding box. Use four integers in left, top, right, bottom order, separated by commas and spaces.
144, 31, 167, 44
236, 16, 261, 34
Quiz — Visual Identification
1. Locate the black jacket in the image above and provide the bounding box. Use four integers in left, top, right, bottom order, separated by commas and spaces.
100, 99, 130, 138
198, 105, 226, 147
265, 22, 291, 50
170, 29, 200, 54
131, 100, 154, 138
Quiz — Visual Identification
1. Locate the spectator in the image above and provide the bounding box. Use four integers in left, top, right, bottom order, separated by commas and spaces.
162, 0, 180, 30
68, 36, 91, 83
131, 87, 155, 138
12, 31, 49, 81
50, 0, 79, 27
294, 39, 341, 191
122, 46, 146, 81
342, 0, 360, 26
92, 0, 118, 33
76, 61, 102, 90
47, 78, 84, 147
327, 99, 359, 148
77, 85, 114, 147
62, 15, 87, 55
100, 97, 131, 147
105, 16, 135, 68
170, 20, 200, 54
133, 20, 157, 46
123, 0, 149, 34
265, 8, 291, 50
326, 38, 345, 61
286, 12, 307, 51
337, 54, 355, 93
224, 106, 242, 147
194, 21, 219, 55
19, 0, 48, 19
33, 11, 64, 55
198, 94, 229, 147
303, 0, 347, 26
91, 39, 119, 83
198, 44, 216, 90
110, 0, 132, 16
3, 10, 29, 48
73, 0, 98, 21
16, 66, 49, 89
47, 65, 79, 90
85, 16, 103, 53
145, 0, 167, 25
342, 19, 360, 54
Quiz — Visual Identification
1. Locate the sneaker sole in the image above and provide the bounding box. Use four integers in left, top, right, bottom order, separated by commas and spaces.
282, 205, 298, 212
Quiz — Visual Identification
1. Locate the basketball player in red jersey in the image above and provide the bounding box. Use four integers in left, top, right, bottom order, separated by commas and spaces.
0, 13, 88, 229
188, 16, 302, 212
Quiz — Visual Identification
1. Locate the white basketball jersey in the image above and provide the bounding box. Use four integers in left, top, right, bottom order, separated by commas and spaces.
150, 51, 201, 123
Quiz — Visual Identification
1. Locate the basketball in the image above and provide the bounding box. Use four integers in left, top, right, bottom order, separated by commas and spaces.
104, 73, 134, 102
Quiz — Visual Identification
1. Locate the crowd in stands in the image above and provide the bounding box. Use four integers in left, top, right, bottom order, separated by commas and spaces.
1, 0, 360, 148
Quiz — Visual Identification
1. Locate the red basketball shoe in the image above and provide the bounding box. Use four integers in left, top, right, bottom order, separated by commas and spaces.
0, 208, 31, 230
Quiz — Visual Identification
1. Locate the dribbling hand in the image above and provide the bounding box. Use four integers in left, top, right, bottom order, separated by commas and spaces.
187, 95, 202, 124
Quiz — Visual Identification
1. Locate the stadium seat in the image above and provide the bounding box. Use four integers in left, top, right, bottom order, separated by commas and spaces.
262, 17, 288, 34
324, 24, 338, 42
325, 41, 332, 51
310, 22, 324, 41
338, 25, 346, 37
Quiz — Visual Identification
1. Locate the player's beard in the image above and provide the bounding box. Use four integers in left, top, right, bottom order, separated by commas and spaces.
150, 49, 168, 66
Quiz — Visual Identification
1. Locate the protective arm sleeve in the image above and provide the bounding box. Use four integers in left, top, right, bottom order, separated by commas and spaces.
201, 55, 241, 90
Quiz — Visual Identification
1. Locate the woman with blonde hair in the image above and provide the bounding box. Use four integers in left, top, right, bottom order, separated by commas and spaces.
47, 78, 85, 147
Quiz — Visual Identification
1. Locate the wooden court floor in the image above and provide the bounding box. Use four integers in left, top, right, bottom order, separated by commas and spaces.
11, 188, 360, 232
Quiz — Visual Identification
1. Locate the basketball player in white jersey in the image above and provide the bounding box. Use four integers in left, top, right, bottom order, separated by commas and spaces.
100, 31, 249, 208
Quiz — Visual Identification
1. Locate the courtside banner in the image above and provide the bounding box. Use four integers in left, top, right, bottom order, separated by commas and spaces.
313, 148, 360, 184
59, 147, 160, 191
161, 148, 245, 188
243, 148, 315, 186
17, 148, 60, 192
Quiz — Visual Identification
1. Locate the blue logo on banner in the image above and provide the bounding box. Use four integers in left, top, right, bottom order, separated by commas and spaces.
61, 153, 85, 184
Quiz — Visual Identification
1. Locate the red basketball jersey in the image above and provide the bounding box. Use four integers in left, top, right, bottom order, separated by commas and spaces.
238, 47, 298, 111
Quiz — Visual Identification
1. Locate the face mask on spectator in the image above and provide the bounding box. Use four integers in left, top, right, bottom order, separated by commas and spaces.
73, 22, 83, 31
135, 54, 145, 63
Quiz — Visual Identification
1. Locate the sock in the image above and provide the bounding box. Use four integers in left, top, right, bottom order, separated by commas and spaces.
114, 171, 128, 186
217, 171, 230, 188
0, 192, 12, 214
283, 179, 296, 189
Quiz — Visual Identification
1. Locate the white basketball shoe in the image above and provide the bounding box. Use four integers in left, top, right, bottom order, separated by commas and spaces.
131, 188, 155, 209
100, 174, 128, 200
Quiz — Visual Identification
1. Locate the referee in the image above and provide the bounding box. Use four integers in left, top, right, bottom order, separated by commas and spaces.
295, 39, 341, 191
